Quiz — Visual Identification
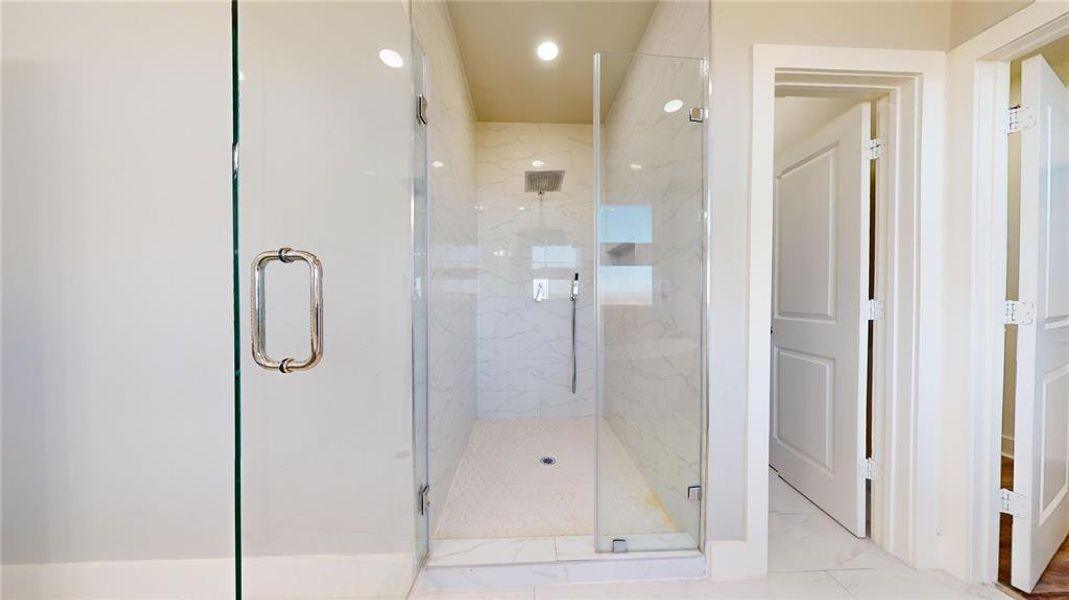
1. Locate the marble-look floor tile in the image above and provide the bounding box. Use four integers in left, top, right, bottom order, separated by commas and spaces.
769, 511, 907, 572
410, 585, 535, 599
533, 571, 852, 599
828, 568, 1009, 599
428, 538, 556, 567
769, 469, 822, 515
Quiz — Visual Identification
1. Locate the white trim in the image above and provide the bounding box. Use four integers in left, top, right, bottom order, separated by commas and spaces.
746, 44, 945, 575
951, 1, 1069, 585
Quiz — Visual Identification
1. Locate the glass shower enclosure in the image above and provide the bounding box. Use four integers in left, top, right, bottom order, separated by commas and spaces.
235, 2, 428, 597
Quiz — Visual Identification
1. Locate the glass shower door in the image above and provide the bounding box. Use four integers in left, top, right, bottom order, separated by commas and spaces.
594, 52, 707, 553
235, 2, 427, 597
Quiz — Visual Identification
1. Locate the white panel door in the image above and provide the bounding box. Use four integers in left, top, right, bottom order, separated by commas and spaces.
771, 103, 871, 536
1011, 54, 1069, 593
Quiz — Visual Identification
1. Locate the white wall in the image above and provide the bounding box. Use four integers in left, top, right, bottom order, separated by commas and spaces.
474, 122, 595, 418
2, 0, 232, 571
773, 96, 861, 153
411, 0, 480, 535
706, 1, 957, 545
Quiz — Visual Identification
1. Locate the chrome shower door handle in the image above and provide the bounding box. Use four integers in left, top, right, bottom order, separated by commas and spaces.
251, 247, 323, 373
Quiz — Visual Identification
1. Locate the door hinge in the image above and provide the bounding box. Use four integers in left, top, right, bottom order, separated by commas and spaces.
416, 94, 429, 125
611, 538, 628, 553
864, 137, 885, 161
859, 457, 877, 480
232, 143, 240, 175
1002, 300, 1035, 325
417, 484, 430, 516
1000, 488, 1029, 518
687, 485, 702, 501
688, 106, 707, 123
862, 299, 885, 321
1005, 105, 1036, 133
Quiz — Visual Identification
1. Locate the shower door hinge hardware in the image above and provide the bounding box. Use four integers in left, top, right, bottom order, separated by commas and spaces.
859, 457, 877, 480
416, 94, 429, 125
1002, 300, 1035, 325
1000, 488, 1029, 518
687, 485, 703, 501
232, 143, 240, 175
862, 299, 885, 322
688, 106, 707, 123
611, 538, 628, 553
864, 137, 885, 161
1005, 105, 1035, 133
417, 484, 430, 516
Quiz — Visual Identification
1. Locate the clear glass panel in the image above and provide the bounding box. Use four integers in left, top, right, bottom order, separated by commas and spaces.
595, 52, 706, 553
237, 2, 425, 597
3, 2, 234, 596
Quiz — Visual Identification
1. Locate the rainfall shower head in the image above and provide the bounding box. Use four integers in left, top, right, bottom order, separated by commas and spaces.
525, 170, 565, 194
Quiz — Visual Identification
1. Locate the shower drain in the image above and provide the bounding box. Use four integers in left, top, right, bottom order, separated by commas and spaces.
540, 456, 557, 466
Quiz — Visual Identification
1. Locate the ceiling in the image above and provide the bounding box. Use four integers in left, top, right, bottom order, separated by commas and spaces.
446, 1, 658, 124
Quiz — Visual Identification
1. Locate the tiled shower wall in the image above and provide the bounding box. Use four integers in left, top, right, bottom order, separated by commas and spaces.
412, 1, 479, 532
600, 0, 709, 545
474, 122, 596, 418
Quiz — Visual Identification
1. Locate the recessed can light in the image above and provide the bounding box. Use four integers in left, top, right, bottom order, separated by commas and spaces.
532, 160, 545, 168
629, 163, 643, 171
663, 99, 684, 113
536, 41, 559, 62
378, 48, 404, 69
432, 160, 444, 168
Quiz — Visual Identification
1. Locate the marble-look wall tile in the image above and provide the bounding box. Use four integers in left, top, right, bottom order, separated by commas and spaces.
597, 0, 709, 547
412, 0, 479, 533
475, 123, 596, 418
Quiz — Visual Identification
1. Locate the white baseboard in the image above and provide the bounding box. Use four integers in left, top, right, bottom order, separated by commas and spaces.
3, 554, 417, 600
706, 540, 767, 581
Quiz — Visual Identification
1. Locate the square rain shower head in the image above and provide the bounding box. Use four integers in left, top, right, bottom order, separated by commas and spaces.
525, 170, 565, 194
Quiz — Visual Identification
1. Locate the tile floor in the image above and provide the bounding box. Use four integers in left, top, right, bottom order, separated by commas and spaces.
412, 470, 1009, 599
433, 417, 677, 540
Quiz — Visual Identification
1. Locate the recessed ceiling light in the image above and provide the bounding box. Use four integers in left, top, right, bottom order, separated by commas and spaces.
432, 160, 444, 168
536, 41, 559, 62
378, 48, 404, 69
629, 163, 643, 171
532, 159, 545, 168
663, 99, 684, 113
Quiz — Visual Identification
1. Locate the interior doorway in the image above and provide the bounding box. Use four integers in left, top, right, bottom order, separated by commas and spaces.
767, 86, 891, 569
997, 33, 1069, 598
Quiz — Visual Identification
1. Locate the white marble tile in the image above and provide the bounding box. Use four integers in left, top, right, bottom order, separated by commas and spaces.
533, 571, 851, 599
428, 538, 556, 567
769, 469, 823, 514
411, 587, 535, 600
555, 535, 699, 561
828, 568, 1008, 599
769, 511, 907, 572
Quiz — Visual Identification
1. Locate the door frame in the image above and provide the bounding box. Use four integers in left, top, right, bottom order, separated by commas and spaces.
954, 4, 1069, 586
737, 44, 945, 575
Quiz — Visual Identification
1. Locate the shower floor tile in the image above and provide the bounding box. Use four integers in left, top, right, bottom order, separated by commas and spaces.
432, 416, 675, 540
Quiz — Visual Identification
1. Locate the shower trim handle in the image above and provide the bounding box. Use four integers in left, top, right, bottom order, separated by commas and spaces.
251, 247, 324, 374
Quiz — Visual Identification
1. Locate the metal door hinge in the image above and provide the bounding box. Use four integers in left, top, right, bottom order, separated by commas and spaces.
689, 106, 707, 123
864, 138, 885, 161
862, 299, 885, 321
1003, 300, 1035, 325
687, 485, 702, 501
232, 143, 240, 175
417, 484, 430, 516
612, 538, 628, 553
1000, 488, 1029, 518
416, 94, 429, 125
859, 457, 877, 480
1005, 105, 1036, 133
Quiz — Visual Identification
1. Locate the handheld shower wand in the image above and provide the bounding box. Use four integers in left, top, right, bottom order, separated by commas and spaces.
570, 273, 579, 394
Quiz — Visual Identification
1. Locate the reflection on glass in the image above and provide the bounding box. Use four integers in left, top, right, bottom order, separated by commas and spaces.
600, 205, 652, 244
532, 244, 579, 269
599, 266, 653, 305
